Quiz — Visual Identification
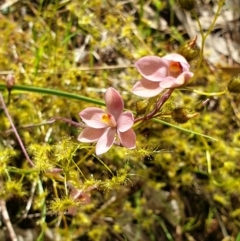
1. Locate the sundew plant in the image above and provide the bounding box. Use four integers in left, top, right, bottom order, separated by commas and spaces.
1, 0, 240, 240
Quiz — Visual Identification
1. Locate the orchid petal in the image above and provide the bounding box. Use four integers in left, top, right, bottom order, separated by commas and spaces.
80, 107, 107, 128
132, 78, 164, 97
105, 87, 124, 120
117, 111, 134, 132
160, 71, 193, 88
135, 56, 169, 82
175, 72, 194, 86
78, 127, 105, 142
118, 129, 136, 149
95, 128, 116, 155
180, 62, 191, 72
163, 53, 189, 66
159, 77, 176, 88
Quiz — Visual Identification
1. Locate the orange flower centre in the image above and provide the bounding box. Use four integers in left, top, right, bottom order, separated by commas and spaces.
101, 113, 117, 127
169, 61, 182, 78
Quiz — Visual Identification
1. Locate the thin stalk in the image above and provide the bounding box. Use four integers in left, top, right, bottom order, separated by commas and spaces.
0, 199, 17, 241
191, 0, 224, 79
134, 88, 174, 124
0, 93, 35, 167
2, 117, 84, 135
36, 179, 46, 241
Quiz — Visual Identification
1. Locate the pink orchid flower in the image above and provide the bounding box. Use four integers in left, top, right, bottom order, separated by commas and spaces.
132, 53, 194, 97
78, 87, 136, 155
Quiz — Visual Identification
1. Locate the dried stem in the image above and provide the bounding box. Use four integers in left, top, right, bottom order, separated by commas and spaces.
18, 181, 37, 221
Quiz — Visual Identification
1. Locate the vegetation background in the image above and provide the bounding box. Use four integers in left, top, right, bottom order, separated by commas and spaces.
0, 0, 240, 240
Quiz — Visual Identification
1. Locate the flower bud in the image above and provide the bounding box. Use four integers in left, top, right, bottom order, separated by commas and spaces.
136, 99, 148, 115
178, 0, 195, 11
178, 36, 200, 62
171, 107, 198, 124
227, 75, 240, 93
194, 99, 209, 112
5, 74, 15, 89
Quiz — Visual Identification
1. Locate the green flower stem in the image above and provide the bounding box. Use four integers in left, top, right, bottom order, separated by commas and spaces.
191, 0, 224, 80
0, 84, 105, 106
93, 154, 114, 176
154, 119, 218, 142
9, 167, 38, 174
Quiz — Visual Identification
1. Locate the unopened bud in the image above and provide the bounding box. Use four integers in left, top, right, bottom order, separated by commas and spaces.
171, 107, 198, 124
178, 0, 195, 11
194, 99, 209, 112
6, 74, 15, 89
227, 75, 240, 93
136, 99, 148, 115
178, 36, 200, 62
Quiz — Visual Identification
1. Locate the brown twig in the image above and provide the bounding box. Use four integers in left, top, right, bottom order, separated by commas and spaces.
1, 116, 84, 136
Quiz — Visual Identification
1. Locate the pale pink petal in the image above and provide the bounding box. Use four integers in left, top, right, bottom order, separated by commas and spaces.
95, 128, 116, 155
180, 62, 191, 72
105, 87, 124, 120
132, 78, 164, 97
159, 77, 176, 88
160, 71, 193, 88
135, 56, 169, 82
80, 107, 107, 128
174, 72, 194, 86
163, 53, 189, 66
118, 129, 136, 149
78, 127, 105, 142
117, 111, 134, 132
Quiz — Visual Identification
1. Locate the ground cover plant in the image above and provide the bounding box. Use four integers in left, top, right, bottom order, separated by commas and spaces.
1, 0, 240, 240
